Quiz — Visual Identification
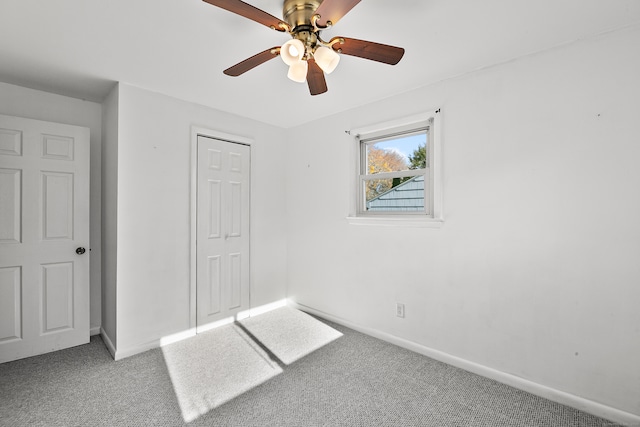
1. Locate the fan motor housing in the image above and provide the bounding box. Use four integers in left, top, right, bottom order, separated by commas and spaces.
283, 0, 321, 29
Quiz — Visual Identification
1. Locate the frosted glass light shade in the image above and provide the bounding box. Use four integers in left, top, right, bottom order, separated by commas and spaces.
288, 61, 308, 83
280, 39, 305, 66
314, 46, 340, 74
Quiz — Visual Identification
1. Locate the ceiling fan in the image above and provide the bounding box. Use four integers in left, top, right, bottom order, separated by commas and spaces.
202, 0, 405, 95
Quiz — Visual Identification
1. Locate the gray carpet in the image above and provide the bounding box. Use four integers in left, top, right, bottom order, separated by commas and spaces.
161, 323, 283, 422
0, 315, 623, 426
239, 307, 342, 365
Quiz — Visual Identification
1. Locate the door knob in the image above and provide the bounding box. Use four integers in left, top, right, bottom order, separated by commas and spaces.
76, 247, 86, 255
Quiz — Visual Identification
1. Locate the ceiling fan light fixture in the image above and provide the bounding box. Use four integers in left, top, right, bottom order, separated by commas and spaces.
314, 46, 340, 74
280, 39, 305, 65
205, 0, 405, 95
287, 60, 308, 82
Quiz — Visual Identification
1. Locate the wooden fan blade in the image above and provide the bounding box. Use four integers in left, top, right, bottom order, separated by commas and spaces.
203, 0, 288, 31
314, 0, 361, 28
331, 37, 405, 65
223, 47, 280, 76
307, 59, 328, 95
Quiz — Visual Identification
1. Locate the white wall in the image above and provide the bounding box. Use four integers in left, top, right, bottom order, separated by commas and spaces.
101, 84, 118, 346
285, 26, 640, 417
112, 83, 288, 353
0, 82, 103, 332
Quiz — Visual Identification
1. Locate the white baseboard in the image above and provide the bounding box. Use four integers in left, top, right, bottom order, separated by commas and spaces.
112, 300, 289, 361
289, 301, 640, 426
100, 328, 116, 359
90, 326, 101, 336
113, 328, 197, 361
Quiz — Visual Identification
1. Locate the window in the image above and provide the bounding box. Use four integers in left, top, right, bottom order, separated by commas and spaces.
360, 127, 429, 214
349, 111, 442, 226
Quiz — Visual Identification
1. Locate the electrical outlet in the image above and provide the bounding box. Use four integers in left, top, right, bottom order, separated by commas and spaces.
396, 303, 405, 318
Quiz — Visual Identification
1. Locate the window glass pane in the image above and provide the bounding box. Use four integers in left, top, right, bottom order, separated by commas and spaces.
364, 131, 427, 175
365, 175, 425, 212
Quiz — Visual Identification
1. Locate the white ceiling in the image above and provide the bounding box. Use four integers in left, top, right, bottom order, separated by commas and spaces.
1, 0, 639, 128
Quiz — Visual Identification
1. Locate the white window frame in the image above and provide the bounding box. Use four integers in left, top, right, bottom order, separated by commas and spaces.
347, 110, 443, 227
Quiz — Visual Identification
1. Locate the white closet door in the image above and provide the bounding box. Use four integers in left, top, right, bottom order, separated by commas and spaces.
196, 136, 250, 332
0, 114, 90, 363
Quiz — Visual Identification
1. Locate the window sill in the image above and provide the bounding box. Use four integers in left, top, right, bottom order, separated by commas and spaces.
346, 216, 444, 228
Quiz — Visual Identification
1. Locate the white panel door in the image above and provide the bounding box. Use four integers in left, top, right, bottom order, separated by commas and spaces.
0, 114, 90, 363
196, 136, 250, 332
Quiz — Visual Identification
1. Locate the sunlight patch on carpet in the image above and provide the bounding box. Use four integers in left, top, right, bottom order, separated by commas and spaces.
161, 323, 282, 422
240, 307, 342, 365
